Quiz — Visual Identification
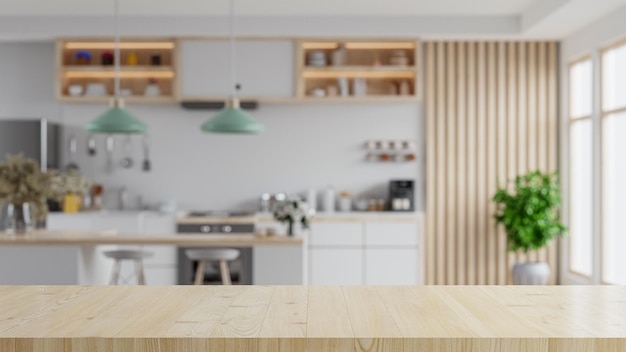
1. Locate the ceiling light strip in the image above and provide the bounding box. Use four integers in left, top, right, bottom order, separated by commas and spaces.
64, 42, 175, 50
344, 42, 415, 50
302, 71, 415, 79
65, 71, 175, 79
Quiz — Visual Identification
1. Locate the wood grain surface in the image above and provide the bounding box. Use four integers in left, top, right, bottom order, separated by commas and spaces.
424, 41, 560, 285
0, 230, 302, 247
0, 286, 624, 352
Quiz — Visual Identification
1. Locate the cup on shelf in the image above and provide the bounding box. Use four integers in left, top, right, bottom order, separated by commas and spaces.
68, 85, 83, 97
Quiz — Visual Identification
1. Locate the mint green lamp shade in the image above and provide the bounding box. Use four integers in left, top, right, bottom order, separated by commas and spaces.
85, 98, 148, 134
201, 97, 263, 134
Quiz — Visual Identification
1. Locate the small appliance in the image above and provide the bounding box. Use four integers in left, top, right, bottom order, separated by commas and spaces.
389, 180, 414, 211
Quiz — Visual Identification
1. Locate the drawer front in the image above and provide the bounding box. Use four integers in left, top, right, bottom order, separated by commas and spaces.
309, 222, 363, 247
365, 222, 418, 246
309, 248, 363, 285
365, 248, 418, 285
177, 224, 255, 234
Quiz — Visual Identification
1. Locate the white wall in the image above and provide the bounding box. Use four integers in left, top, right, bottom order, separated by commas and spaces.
0, 41, 422, 211
0, 42, 61, 122
61, 102, 422, 211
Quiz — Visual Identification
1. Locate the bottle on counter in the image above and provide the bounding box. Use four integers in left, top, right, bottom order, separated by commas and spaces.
322, 186, 335, 213
307, 189, 317, 214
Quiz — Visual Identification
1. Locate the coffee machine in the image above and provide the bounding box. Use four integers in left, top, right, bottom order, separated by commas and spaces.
389, 180, 414, 211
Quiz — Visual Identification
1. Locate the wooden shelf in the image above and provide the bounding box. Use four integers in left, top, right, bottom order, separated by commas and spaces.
298, 96, 420, 103
60, 96, 175, 104
57, 38, 178, 103
297, 39, 420, 100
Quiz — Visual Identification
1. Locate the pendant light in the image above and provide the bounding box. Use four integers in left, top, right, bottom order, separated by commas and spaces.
201, 0, 263, 134
85, 0, 148, 134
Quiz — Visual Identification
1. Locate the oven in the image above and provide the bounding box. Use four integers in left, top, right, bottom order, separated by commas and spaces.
176, 211, 255, 285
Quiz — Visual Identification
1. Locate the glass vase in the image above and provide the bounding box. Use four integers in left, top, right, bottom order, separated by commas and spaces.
7, 203, 32, 235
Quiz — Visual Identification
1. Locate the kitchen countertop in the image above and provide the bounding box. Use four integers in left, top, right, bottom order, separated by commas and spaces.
0, 285, 624, 352
0, 230, 302, 247
177, 211, 423, 224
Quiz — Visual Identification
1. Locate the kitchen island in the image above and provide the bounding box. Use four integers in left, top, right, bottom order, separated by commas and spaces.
0, 229, 304, 286
0, 285, 624, 352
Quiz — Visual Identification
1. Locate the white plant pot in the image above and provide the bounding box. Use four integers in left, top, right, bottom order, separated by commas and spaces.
512, 262, 550, 285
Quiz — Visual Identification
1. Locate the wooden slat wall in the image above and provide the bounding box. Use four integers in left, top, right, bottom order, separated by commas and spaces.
424, 41, 559, 285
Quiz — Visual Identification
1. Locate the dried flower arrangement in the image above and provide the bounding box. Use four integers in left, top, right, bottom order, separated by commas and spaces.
0, 154, 59, 223
0, 154, 93, 225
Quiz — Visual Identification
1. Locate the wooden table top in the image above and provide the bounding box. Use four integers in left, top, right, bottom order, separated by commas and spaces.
0, 285, 624, 352
0, 230, 302, 247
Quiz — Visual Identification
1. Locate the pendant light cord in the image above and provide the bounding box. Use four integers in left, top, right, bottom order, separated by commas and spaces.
229, 0, 237, 97
114, 0, 120, 99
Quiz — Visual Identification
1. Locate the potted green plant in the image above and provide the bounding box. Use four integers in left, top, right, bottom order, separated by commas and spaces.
493, 171, 567, 284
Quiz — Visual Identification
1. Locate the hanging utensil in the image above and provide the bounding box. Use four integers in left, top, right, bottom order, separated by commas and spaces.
105, 135, 115, 173
142, 135, 151, 172
119, 136, 134, 169
87, 135, 97, 156
66, 135, 79, 171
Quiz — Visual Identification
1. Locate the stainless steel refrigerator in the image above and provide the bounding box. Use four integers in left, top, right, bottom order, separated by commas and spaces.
0, 119, 61, 229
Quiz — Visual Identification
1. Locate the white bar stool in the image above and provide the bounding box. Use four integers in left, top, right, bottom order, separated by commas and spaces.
103, 249, 153, 285
185, 249, 240, 285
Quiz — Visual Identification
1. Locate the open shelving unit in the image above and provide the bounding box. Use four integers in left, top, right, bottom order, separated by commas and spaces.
296, 39, 420, 101
56, 38, 177, 103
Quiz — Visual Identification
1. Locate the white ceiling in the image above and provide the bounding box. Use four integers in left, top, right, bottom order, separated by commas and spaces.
0, 0, 538, 16
0, 0, 624, 39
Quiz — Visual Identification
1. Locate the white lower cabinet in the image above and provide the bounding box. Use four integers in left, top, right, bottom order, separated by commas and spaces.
308, 219, 421, 285
310, 248, 363, 285
365, 248, 418, 285
144, 266, 178, 285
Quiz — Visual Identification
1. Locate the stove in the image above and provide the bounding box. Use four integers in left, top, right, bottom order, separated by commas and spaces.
176, 210, 256, 285
186, 210, 256, 218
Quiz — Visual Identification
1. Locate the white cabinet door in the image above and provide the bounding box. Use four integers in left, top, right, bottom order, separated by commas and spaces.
141, 213, 176, 266
253, 246, 303, 285
365, 248, 418, 285
144, 266, 177, 285
179, 39, 294, 98
309, 222, 363, 247
310, 248, 362, 285
364, 222, 418, 247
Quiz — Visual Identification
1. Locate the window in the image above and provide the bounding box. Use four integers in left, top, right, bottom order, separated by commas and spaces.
602, 40, 626, 285
568, 58, 593, 278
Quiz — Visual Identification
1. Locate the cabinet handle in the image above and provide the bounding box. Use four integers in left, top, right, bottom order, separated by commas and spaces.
200, 225, 211, 233
222, 225, 232, 233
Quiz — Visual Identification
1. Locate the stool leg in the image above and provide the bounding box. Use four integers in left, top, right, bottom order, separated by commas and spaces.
135, 259, 146, 285
194, 261, 206, 285
219, 260, 231, 285
110, 259, 121, 285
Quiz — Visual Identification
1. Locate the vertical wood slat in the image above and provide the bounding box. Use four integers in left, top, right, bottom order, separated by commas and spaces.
487, 42, 498, 285
425, 42, 436, 285
516, 42, 528, 266
547, 42, 558, 285
435, 43, 447, 285
424, 41, 559, 285
476, 42, 487, 285
456, 43, 467, 285
527, 43, 539, 264
537, 43, 549, 266
466, 43, 478, 285
496, 42, 508, 285
506, 43, 518, 284
446, 42, 457, 285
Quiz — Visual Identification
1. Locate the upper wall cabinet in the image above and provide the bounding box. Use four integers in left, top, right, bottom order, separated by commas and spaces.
296, 39, 420, 102
178, 39, 294, 100
57, 38, 177, 103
